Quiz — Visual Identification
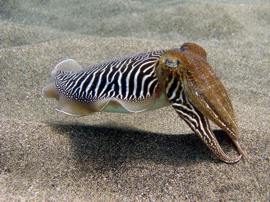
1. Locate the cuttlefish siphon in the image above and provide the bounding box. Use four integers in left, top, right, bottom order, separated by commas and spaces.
43, 42, 246, 163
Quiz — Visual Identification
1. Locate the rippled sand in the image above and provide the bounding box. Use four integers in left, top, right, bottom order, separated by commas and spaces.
0, 1, 269, 201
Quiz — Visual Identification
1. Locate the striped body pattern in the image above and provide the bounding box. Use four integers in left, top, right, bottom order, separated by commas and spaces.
55, 50, 166, 103
43, 42, 245, 163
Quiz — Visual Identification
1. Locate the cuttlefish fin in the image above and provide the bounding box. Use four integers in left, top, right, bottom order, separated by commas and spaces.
43, 58, 83, 99
42, 82, 59, 99
115, 98, 154, 113
51, 59, 83, 77
43, 58, 108, 116
56, 96, 109, 116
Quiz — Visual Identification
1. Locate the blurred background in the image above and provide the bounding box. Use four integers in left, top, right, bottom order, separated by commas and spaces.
1, 0, 269, 46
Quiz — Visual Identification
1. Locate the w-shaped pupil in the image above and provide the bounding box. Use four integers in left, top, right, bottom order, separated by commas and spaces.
165, 59, 180, 68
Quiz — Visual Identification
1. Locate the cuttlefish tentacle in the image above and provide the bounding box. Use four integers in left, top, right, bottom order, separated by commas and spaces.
156, 43, 245, 163
165, 78, 241, 163
180, 43, 246, 157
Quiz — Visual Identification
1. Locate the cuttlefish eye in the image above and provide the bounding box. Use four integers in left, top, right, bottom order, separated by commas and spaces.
165, 59, 180, 68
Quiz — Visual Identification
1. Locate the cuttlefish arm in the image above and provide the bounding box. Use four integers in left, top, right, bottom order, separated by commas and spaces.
181, 44, 236, 138
168, 85, 242, 163
159, 43, 245, 163
179, 43, 246, 157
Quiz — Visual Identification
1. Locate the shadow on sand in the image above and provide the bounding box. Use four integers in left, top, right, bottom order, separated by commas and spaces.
49, 122, 235, 172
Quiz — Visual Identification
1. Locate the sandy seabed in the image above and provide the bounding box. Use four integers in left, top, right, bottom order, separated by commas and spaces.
0, 0, 269, 201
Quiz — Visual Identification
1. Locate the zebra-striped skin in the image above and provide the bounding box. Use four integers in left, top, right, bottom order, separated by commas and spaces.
43, 42, 245, 163
55, 50, 166, 104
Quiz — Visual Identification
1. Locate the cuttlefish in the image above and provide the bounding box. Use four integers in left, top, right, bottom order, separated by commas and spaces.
43, 42, 246, 163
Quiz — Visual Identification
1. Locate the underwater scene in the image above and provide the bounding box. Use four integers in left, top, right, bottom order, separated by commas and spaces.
0, 0, 269, 201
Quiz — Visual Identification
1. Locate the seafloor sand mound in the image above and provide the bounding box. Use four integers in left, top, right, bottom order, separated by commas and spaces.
0, 1, 269, 201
